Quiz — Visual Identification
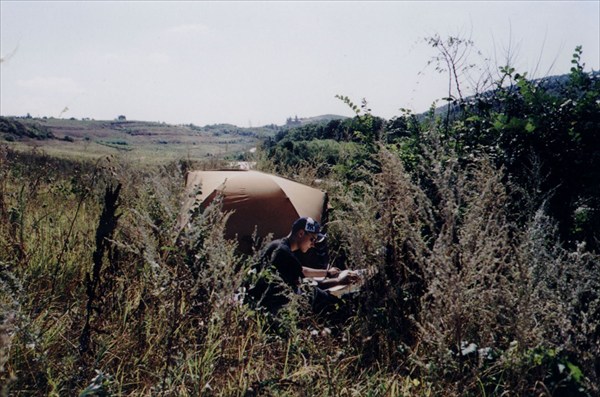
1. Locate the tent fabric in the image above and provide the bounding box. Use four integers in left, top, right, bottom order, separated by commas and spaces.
178, 170, 326, 248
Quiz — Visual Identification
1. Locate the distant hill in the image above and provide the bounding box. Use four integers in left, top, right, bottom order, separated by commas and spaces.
285, 114, 349, 127
0, 116, 272, 163
0, 114, 350, 163
429, 71, 600, 119
0, 117, 281, 141
301, 114, 349, 124
0, 115, 349, 142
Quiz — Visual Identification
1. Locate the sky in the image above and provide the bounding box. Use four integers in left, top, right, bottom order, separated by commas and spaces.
1, 1, 598, 127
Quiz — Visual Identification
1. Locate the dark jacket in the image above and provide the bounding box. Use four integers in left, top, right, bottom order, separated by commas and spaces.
245, 238, 303, 313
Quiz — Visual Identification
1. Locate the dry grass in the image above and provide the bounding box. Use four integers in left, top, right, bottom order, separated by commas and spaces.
1, 143, 598, 396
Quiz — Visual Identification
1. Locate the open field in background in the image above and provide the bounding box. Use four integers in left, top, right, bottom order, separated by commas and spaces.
1, 117, 271, 164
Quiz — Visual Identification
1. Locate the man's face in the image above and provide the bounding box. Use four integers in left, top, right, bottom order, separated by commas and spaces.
299, 230, 317, 253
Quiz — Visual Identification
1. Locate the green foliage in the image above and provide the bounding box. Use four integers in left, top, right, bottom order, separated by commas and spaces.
261, 96, 387, 186
494, 347, 590, 396
251, 44, 600, 395
78, 370, 113, 396
466, 67, 599, 249
0, 116, 55, 140
264, 55, 600, 251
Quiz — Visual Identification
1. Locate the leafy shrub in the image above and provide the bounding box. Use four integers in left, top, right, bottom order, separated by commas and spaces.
0, 117, 55, 140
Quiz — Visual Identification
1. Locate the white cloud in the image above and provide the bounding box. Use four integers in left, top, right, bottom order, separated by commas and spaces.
16, 76, 85, 95
165, 23, 210, 36
147, 52, 170, 64
96, 52, 120, 62
86, 50, 170, 65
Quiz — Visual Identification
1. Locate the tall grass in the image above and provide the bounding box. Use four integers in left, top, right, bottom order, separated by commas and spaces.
1, 144, 598, 396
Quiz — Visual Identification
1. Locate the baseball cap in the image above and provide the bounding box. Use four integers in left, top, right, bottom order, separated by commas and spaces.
291, 217, 326, 242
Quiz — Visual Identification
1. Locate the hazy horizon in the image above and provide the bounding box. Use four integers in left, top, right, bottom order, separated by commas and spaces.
1, 1, 598, 127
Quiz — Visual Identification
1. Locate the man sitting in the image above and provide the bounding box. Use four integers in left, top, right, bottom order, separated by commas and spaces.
244, 217, 359, 315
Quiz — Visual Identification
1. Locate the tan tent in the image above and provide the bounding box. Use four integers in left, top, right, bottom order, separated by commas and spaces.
178, 170, 327, 252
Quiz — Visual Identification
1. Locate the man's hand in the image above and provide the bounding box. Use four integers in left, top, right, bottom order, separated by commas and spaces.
326, 266, 341, 278
306, 267, 364, 290
302, 266, 338, 279
336, 270, 361, 285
